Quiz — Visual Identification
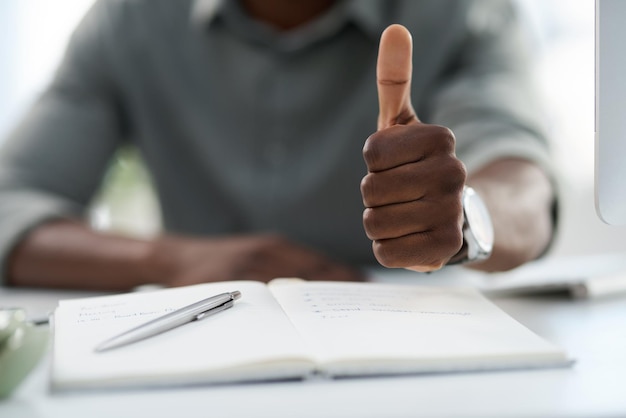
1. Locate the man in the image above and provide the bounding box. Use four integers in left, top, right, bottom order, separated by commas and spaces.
0, 0, 556, 290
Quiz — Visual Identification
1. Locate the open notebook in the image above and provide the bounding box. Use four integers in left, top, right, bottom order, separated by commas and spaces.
51, 280, 571, 391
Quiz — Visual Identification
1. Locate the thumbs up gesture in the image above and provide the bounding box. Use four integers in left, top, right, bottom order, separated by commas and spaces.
361, 25, 467, 272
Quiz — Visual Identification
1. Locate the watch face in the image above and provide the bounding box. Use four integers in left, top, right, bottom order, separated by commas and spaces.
464, 188, 494, 252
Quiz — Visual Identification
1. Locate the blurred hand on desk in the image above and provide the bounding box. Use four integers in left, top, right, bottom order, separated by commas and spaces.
7, 221, 364, 291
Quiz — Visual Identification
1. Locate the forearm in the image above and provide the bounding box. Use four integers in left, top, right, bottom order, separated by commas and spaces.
6, 220, 162, 291
466, 158, 555, 272
5, 219, 366, 290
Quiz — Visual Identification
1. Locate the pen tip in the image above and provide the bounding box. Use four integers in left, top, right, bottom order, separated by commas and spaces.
231, 291, 242, 300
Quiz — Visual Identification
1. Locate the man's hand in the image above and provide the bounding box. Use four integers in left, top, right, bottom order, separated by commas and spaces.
148, 234, 365, 287
361, 24, 467, 272
7, 221, 364, 291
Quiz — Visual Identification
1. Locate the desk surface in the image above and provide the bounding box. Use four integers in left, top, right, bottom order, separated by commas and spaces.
2, 273, 626, 418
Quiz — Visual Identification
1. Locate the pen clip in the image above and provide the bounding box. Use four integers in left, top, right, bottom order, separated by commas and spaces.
195, 300, 234, 321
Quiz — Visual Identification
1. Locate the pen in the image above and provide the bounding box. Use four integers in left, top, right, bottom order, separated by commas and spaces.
95, 290, 242, 353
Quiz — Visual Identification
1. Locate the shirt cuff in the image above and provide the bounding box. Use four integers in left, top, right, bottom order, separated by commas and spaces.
0, 191, 81, 285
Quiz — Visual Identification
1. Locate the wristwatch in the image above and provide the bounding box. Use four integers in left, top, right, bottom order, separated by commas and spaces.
449, 186, 494, 265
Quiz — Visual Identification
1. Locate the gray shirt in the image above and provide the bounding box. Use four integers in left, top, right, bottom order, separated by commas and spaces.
0, 0, 554, 282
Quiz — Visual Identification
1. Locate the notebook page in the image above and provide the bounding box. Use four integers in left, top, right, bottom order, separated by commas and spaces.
52, 281, 312, 389
268, 280, 568, 375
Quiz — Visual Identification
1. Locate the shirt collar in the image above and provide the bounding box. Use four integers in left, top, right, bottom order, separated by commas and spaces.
190, 0, 386, 41
344, 0, 387, 40
190, 0, 222, 27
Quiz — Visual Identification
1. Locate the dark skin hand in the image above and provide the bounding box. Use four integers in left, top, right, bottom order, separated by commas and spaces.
362, 25, 554, 272
7, 222, 364, 291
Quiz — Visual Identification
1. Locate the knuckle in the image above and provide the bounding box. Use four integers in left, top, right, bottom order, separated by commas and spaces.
436, 125, 457, 152
425, 125, 456, 154
359, 175, 370, 197
372, 241, 402, 268
453, 158, 467, 181
438, 225, 464, 256
374, 237, 429, 269
362, 132, 384, 169
362, 208, 383, 239
360, 174, 378, 207
440, 158, 467, 193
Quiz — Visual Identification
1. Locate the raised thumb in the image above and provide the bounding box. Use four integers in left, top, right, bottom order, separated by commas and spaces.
376, 24, 419, 130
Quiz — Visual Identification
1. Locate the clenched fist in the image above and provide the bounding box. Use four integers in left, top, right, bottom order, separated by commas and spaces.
361, 24, 467, 272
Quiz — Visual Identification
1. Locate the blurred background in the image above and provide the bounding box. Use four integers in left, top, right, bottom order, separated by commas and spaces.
0, 0, 161, 238
1, 0, 624, 257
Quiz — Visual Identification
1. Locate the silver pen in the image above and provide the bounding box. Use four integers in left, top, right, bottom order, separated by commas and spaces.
95, 290, 242, 353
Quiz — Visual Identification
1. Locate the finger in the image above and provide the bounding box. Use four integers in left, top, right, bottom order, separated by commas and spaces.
372, 225, 463, 272
363, 197, 462, 240
361, 156, 465, 207
377, 24, 419, 130
363, 124, 456, 172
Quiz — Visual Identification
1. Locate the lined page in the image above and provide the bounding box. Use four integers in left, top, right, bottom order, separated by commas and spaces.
52, 281, 312, 390
268, 280, 568, 375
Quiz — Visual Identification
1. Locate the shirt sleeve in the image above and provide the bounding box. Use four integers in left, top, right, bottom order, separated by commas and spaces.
424, 0, 554, 177
419, 0, 560, 251
0, 0, 125, 283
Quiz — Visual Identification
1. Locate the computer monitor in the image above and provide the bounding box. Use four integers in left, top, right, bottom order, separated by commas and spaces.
595, 0, 626, 225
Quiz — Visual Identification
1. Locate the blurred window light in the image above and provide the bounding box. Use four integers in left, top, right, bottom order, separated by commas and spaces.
0, 0, 95, 142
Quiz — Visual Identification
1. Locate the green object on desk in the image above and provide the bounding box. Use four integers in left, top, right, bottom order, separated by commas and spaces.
0, 309, 49, 398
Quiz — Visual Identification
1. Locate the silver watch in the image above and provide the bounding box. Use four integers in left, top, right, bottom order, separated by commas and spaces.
450, 186, 494, 264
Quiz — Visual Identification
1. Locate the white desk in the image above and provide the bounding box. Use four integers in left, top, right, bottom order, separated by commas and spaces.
1, 274, 626, 418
